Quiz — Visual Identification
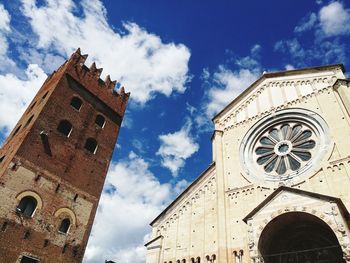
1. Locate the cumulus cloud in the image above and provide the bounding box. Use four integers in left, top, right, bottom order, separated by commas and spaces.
319, 2, 350, 36
201, 45, 261, 118
204, 66, 258, 117
0, 64, 47, 135
84, 152, 188, 263
294, 13, 317, 33
20, 0, 191, 104
0, 4, 18, 74
274, 1, 350, 68
157, 121, 199, 176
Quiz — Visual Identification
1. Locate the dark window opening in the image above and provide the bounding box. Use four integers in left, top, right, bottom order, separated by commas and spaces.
73, 194, 78, 202
58, 218, 71, 234
43, 239, 49, 247
23, 230, 30, 239
0, 156, 4, 163
57, 120, 72, 137
25, 115, 34, 128
17, 196, 37, 217
1, 221, 8, 232
62, 244, 68, 254
55, 184, 60, 193
13, 125, 21, 137
95, 114, 106, 128
70, 97, 82, 111
29, 102, 36, 111
42, 91, 49, 100
20, 255, 39, 263
84, 138, 98, 154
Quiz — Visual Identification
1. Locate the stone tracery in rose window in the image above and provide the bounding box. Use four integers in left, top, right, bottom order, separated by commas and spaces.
254, 123, 316, 176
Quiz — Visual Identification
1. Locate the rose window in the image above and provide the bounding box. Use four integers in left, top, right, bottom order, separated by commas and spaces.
255, 123, 316, 176
240, 108, 331, 183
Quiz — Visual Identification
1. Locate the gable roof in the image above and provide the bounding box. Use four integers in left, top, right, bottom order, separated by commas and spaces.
150, 162, 216, 226
213, 64, 345, 123
243, 186, 349, 223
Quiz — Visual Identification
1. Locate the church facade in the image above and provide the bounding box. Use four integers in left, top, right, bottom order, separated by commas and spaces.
145, 64, 350, 263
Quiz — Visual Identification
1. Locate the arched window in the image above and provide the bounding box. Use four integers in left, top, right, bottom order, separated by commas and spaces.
57, 120, 72, 137
13, 125, 21, 137
20, 255, 39, 263
17, 196, 37, 217
95, 114, 106, 128
70, 97, 82, 111
84, 138, 98, 154
196, 257, 200, 263
59, 218, 71, 234
24, 115, 34, 128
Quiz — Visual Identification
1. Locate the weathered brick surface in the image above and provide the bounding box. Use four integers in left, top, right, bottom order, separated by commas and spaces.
0, 49, 129, 262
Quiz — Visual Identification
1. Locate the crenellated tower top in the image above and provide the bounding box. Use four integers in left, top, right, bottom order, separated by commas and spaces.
48, 48, 130, 116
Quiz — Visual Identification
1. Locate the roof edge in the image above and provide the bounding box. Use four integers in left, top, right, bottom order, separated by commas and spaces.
213, 64, 345, 123
150, 162, 216, 226
243, 186, 348, 223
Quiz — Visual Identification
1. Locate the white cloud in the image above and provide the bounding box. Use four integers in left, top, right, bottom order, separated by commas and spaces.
157, 121, 199, 176
285, 64, 295, 70
0, 4, 10, 32
200, 45, 261, 118
84, 152, 188, 263
0, 64, 47, 134
20, 0, 191, 104
294, 13, 317, 33
205, 66, 258, 117
319, 2, 350, 36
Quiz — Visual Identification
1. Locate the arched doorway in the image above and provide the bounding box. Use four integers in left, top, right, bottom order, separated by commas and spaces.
258, 212, 345, 263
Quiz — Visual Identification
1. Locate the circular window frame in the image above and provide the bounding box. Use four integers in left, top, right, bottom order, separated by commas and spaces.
239, 108, 331, 184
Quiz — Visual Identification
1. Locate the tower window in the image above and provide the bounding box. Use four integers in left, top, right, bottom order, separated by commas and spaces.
20, 255, 39, 263
84, 138, 98, 154
29, 101, 37, 111
0, 156, 4, 163
42, 91, 49, 100
57, 120, 72, 137
58, 218, 71, 234
70, 97, 82, 111
24, 115, 34, 128
13, 125, 22, 137
95, 114, 106, 128
17, 196, 37, 217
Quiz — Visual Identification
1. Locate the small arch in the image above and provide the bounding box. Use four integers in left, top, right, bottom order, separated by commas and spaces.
57, 120, 73, 137
70, 96, 82, 111
0, 156, 4, 163
16, 191, 43, 209
54, 207, 77, 225
182, 260, 186, 263
95, 114, 106, 128
29, 101, 37, 111
17, 196, 37, 217
13, 125, 21, 137
196, 257, 200, 263
58, 218, 71, 234
19, 255, 40, 263
24, 115, 34, 128
84, 138, 98, 154
42, 91, 49, 100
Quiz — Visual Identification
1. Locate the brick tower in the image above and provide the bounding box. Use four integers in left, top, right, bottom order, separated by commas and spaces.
0, 49, 129, 263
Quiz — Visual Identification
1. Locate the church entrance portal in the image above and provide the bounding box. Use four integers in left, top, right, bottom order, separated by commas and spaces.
258, 212, 345, 263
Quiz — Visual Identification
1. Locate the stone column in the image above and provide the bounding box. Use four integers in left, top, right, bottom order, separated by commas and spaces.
212, 129, 228, 263
334, 80, 350, 117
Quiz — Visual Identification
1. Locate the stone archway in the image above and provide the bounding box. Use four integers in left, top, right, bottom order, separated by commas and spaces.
258, 212, 345, 263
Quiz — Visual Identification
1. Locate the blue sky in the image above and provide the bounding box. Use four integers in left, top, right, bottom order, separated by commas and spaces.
0, 0, 350, 262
